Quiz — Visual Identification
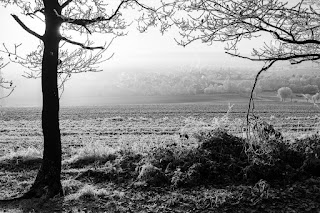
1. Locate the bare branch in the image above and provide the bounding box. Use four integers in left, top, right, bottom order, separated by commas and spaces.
1, 43, 42, 73
59, 0, 128, 26
60, 36, 104, 50
226, 52, 320, 63
131, 0, 156, 12
0, 61, 9, 70
0, 86, 15, 100
0, 60, 15, 100
11, 14, 43, 40
61, 0, 73, 9
26, 8, 45, 17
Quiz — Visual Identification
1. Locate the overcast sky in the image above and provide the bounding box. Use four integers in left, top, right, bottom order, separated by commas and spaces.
0, 1, 307, 106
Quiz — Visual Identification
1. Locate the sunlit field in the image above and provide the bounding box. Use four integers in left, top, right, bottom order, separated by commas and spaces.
1, 98, 320, 212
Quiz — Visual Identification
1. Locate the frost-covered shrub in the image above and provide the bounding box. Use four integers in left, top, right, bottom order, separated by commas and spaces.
63, 141, 118, 167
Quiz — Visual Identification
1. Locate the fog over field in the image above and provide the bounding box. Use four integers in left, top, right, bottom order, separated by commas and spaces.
2, 61, 320, 107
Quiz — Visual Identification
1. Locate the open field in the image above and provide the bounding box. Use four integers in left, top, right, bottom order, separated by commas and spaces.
0, 97, 320, 212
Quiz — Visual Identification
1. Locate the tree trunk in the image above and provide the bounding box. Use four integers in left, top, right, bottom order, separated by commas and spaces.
23, 0, 63, 199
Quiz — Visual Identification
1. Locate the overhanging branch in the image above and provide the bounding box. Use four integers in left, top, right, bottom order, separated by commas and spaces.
226, 52, 320, 63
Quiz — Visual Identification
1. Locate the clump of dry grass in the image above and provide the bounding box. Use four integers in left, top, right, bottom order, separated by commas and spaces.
62, 179, 84, 196
180, 106, 244, 140
63, 140, 118, 167
65, 184, 109, 201
0, 146, 42, 165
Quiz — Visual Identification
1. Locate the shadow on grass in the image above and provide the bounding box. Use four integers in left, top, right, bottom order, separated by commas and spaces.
0, 158, 42, 172
0, 197, 63, 213
0, 147, 42, 172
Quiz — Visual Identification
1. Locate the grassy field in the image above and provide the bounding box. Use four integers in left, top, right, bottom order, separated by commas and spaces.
0, 96, 320, 212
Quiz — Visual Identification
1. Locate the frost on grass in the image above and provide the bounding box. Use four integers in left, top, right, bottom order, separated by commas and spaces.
108, 116, 124, 122
180, 106, 244, 140
63, 140, 118, 167
0, 146, 42, 167
65, 184, 109, 201
117, 134, 181, 154
62, 179, 84, 196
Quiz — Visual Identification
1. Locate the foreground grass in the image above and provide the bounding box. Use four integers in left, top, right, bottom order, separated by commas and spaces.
1, 114, 320, 212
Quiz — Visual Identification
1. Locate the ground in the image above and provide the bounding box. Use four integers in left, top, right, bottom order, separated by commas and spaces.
0, 94, 320, 212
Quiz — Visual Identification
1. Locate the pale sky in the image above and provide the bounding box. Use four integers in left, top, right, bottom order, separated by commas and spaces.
0, 1, 305, 106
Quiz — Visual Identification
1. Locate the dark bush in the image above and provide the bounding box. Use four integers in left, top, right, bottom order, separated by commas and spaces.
292, 134, 320, 176
135, 125, 320, 188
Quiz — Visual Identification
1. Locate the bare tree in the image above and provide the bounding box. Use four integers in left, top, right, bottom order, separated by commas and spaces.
161, 0, 320, 120
0, 0, 158, 199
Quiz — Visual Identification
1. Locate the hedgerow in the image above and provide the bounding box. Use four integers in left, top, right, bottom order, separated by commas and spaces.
56, 120, 320, 188
135, 121, 320, 187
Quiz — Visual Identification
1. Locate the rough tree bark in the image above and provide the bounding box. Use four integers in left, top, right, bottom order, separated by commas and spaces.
23, 0, 63, 198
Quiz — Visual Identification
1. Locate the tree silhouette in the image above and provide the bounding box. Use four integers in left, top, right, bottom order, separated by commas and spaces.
0, 0, 158, 199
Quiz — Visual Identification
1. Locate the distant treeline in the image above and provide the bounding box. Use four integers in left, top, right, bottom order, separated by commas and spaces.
116, 69, 320, 95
